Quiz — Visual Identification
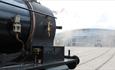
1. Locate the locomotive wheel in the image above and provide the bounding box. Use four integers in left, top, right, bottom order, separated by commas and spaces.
67, 56, 80, 69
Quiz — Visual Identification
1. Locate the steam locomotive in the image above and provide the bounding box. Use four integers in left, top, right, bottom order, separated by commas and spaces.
0, 0, 80, 70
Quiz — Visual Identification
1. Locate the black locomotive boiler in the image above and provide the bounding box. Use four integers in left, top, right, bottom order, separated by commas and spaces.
0, 0, 80, 70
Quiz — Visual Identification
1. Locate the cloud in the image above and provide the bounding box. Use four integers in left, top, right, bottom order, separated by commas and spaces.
38, 0, 115, 32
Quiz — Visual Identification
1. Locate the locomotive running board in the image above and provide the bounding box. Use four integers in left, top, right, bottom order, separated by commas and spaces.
0, 58, 78, 70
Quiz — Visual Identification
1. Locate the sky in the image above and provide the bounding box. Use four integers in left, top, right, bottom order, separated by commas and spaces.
37, 0, 115, 33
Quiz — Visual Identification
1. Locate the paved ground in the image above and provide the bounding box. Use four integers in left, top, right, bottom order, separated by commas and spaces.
65, 47, 115, 70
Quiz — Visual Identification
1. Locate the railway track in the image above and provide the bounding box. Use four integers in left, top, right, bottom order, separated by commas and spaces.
79, 48, 111, 65
95, 51, 115, 70
66, 47, 115, 70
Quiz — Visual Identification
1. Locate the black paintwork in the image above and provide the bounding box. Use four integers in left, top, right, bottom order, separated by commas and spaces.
0, 0, 30, 53
0, 0, 56, 53
0, 0, 79, 69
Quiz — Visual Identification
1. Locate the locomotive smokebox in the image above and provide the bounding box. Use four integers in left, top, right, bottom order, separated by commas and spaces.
0, 0, 79, 70
0, 0, 56, 53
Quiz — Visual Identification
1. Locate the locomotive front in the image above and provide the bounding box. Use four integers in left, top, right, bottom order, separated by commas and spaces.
0, 0, 56, 53
0, 0, 80, 70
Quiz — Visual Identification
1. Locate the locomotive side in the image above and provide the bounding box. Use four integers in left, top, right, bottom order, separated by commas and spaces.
0, 0, 80, 70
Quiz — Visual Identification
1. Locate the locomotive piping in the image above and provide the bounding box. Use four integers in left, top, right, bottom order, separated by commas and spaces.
16, 33, 25, 52
27, 0, 36, 43
23, 0, 36, 50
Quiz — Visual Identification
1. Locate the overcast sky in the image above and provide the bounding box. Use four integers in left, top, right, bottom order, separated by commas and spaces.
38, 0, 115, 33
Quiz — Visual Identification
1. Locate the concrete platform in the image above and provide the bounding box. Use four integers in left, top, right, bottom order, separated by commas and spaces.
65, 47, 115, 70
